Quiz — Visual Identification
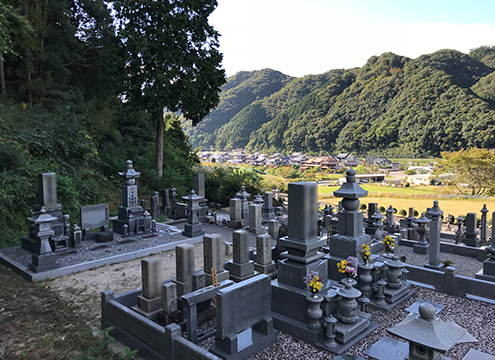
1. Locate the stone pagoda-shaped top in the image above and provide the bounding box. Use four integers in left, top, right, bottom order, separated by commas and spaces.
388, 303, 467, 358
334, 169, 368, 200
118, 160, 140, 185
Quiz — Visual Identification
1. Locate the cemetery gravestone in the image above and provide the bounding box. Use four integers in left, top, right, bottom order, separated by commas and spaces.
249, 204, 264, 234
254, 234, 276, 278
133, 256, 163, 320
193, 174, 209, 222
204, 234, 230, 286
173, 244, 195, 297
210, 274, 279, 360
80, 204, 109, 240
227, 198, 243, 229
226, 230, 256, 282
464, 213, 479, 247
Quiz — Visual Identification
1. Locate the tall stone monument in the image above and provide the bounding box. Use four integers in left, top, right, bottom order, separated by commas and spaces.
193, 174, 208, 222
271, 182, 330, 345
113, 160, 152, 235
236, 186, 250, 221
326, 169, 371, 280
476, 211, 495, 282
22, 173, 71, 253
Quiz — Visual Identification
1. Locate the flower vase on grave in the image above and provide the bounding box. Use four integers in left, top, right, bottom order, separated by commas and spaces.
337, 278, 361, 324
359, 263, 374, 299
306, 294, 323, 330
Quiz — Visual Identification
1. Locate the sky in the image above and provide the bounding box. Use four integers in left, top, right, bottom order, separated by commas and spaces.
209, 0, 495, 78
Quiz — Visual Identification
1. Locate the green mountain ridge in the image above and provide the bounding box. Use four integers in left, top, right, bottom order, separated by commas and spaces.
182, 46, 495, 157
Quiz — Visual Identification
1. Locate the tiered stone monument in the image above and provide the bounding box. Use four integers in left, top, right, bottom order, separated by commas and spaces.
22, 173, 71, 254
132, 256, 163, 320
203, 234, 230, 286
193, 174, 209, 222
413, 213, 430, 255
181, 190, 205, 238
326, 169, 372, 280
271, 182, 330, 345
149, 191, 160, 219
248, 204, 264, 234
113, 160, 152, 235
226, 230, 256, 282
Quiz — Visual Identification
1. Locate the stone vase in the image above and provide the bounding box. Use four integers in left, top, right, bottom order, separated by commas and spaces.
337, 278, 361, 324
306, 294, 323, 331
359, 263, 374, 299
385, 256, 405, 289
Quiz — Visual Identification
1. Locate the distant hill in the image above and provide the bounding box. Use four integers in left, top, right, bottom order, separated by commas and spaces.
182, 47, 495, 157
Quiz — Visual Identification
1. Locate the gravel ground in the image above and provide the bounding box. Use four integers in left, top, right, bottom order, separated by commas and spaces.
0, 223, 185, 268
195, 284, 495, 360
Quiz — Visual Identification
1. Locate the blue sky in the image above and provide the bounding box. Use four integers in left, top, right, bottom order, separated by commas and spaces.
209, 0, 495, 77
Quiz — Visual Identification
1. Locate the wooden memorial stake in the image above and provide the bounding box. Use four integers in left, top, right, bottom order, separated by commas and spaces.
212, 267, 218, 307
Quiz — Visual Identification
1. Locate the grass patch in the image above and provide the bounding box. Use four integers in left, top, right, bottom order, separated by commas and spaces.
319, 184, 441, 196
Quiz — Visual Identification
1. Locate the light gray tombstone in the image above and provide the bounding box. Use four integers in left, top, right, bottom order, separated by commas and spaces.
464, 213, 480, 247
263, 192, 276, 219
193, 174, 208, 222
134, 256, 163, 318
268, 219, 279, 240
227, 198, 243, 229
39, 173, 59, 210
226, 230, 256, 282
210, 274, 278, 359
173, 244, 195, 296
236, 186, 250, 221
255, 234, 276, 277
425, 201, 443, 270
80, 204, 109, 239
249, 203, 264, 234
203, 234, 230, 285
162, 282, 177, 314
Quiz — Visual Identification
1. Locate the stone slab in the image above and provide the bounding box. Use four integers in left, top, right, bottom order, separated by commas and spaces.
137, 295, 162, 312
462, 349, 495, 360
209, 328, 279, 360
0, 234, 204, 282
363, 336, 409, 360
404, 299, 445, 314
315, 321, 379, 355
81, 204, 109, 231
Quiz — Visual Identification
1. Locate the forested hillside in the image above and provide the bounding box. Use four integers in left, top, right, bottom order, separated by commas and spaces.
0, 0, 220, 246
183, 47, 495, 157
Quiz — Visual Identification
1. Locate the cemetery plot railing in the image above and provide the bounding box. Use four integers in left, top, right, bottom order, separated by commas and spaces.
405, 265, 495, 302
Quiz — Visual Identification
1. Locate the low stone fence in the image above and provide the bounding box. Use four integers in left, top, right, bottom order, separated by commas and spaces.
101, 289, 220, 360
405, 264, 495, 302
399, 237, 486, 261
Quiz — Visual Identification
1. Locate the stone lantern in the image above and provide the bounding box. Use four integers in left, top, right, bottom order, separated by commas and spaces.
28, 208, 60, 273
413, 212, 430, 254
181, 190, 205, 238
371, 211, 385, 239
388, 302, 467, 360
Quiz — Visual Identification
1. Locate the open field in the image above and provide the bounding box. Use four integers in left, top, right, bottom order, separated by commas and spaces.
319, 195, 495, 218
319, 184, 443, 196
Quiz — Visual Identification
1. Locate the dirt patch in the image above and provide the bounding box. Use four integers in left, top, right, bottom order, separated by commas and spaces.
47, 243, 206, 323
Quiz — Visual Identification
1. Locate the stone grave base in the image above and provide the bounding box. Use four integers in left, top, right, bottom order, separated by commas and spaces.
131, 305, 162, 321
210, 321, 279, 360
413, 242, 429, 254
316, 317, 379, 355
335, 311, 371, 344
369, 286, 415, 313
205, 270, 230, 286
475, 270, 495, 283
249, 226, 265, 235
227, 220, 244, 229
156, 309, 182, 327
254, 263, 276, 278
226, 260, 257, 282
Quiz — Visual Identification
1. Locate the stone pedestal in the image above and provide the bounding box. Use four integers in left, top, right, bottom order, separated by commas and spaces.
227, 198, 244, 229
464, 212, 480, 247
263, 192, 276, 219
226, 230, 257, 282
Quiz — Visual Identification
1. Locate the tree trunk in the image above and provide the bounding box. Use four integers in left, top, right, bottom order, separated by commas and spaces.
0, 53, 5, 96
156, 113, 164, 177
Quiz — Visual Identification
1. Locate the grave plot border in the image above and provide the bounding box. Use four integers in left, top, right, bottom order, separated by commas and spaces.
405, 264, 495, 303
101, 289, 221, 360
0, 234, 204, 282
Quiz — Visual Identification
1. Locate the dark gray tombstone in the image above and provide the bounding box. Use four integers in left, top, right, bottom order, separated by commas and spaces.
181, 190, 205, 238
425, 201, 443, 270
464, 213, 479, 247
263, 192, 275, 219
150, 191, 160, 219
476, 211, 495, 282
